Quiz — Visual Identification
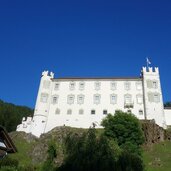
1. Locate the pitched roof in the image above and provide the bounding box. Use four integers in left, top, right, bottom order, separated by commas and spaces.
53, 77, 142, 81
0, 126, 17, 153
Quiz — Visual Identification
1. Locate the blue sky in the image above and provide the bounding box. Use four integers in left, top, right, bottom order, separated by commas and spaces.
0, 0, 171, 108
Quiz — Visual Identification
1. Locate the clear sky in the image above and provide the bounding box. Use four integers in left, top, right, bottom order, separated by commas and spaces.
0, 0, 171, 108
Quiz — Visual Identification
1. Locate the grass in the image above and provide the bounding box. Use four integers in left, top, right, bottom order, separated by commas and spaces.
143, 141, 171, 171
6, 131, 171, 171
9, 135, 36, 167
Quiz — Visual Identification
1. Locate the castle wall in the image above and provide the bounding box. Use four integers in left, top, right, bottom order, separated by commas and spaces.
16, 66, 169, 137
45, 79, 145, 133
164, 108, 171, 127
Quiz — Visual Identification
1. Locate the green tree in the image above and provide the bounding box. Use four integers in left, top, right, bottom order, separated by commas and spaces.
164, 102, 171, 107
102, 110, 145, 156
0, 100, 33, 132
59, 128, 121, 171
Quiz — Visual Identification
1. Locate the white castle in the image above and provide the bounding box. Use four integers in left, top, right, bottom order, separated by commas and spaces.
17, 66, 171, 137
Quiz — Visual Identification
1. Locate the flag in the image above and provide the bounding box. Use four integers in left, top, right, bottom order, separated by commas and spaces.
146, 57, 151, 65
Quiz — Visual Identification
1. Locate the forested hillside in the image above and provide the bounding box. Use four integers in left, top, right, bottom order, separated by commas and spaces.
0, 100, 33, 132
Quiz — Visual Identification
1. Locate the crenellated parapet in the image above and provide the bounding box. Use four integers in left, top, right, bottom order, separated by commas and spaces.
142, 67, 159, 74
42, 71, 54, 79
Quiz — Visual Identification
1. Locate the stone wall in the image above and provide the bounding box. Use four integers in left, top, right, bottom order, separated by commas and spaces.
141, 120, 165, 145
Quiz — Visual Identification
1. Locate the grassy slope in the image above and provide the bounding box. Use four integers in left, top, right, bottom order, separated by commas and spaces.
7, 131, 171, 171
9, 133, 37, 167
143, 141, 171, 171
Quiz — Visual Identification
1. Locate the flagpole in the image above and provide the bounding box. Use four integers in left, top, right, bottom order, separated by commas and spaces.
146, 57, 151, 71
146, 57, 149, 70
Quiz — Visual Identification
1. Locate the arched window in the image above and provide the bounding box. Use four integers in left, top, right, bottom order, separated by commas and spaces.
55, 108, 60, 115
79, 109, 84, 115
67, 109, 72, 115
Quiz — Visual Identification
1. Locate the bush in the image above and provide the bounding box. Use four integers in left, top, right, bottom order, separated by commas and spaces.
102, 110, 144, 155
58, 128, 121, 171
0, 156, 18, 169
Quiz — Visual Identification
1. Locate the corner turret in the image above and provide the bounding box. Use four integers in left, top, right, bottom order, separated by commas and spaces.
30, 71, 54, 137
142, 66, 166, 128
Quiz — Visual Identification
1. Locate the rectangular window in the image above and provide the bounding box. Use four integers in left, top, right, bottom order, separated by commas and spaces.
137, 95, 143, 104
103, 110, 108, 115
94, 94, 100, 104
139, 110, 143, 115
111, 82, 116, 90
54, 83, 60, 90
127, 110, 132, 113
154, 94, 160, 103
95, 82, 101, 90
125, 95, 132, 104
70, 82, 75, 90
125, 82, 131, 90
52, 96, 58, 104
79, 82, 85, 90
77, 95, 84, 104
91, 110, 95, 115
67, 95, 75, 104
110, 94, 117, 104
152, 81, 158, 89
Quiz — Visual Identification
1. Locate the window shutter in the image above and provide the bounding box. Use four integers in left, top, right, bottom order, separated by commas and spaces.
147, 80, 152, 88
148, 93, 153, 102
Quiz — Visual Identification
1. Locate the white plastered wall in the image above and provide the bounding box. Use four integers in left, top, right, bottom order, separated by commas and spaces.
45, 79, 145, 133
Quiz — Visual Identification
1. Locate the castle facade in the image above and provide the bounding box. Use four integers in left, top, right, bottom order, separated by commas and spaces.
17, 67, 171, 137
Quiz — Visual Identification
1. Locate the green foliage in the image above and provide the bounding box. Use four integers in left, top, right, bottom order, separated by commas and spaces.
41, 141, 57, 171
118, 151, 144, 171
164, 102, 171, 107
102, 110, 145, 154
101, 111, 145, 170
58, 128, 119, 171
0, 99, 33, 132
0, 166, 17, 171
0, 156, 18, 169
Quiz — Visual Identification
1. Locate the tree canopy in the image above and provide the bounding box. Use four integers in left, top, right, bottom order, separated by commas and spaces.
58, 127, 144, 171
102, 110, 145, 155
164, 102, 171, 107
0, 100, 33, 132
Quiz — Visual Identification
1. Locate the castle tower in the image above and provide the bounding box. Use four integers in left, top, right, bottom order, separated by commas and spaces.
30, 71, 54, 137
142, 67, 166, 128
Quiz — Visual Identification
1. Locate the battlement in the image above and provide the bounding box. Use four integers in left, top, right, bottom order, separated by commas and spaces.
42, 71, 54, 78
142, 67, 159, 74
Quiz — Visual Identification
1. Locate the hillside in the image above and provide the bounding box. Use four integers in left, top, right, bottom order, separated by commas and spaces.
0, 100, 33, 132
1, 126, 169, 171
9, 127, 88, 167
143, 141, 171, 171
